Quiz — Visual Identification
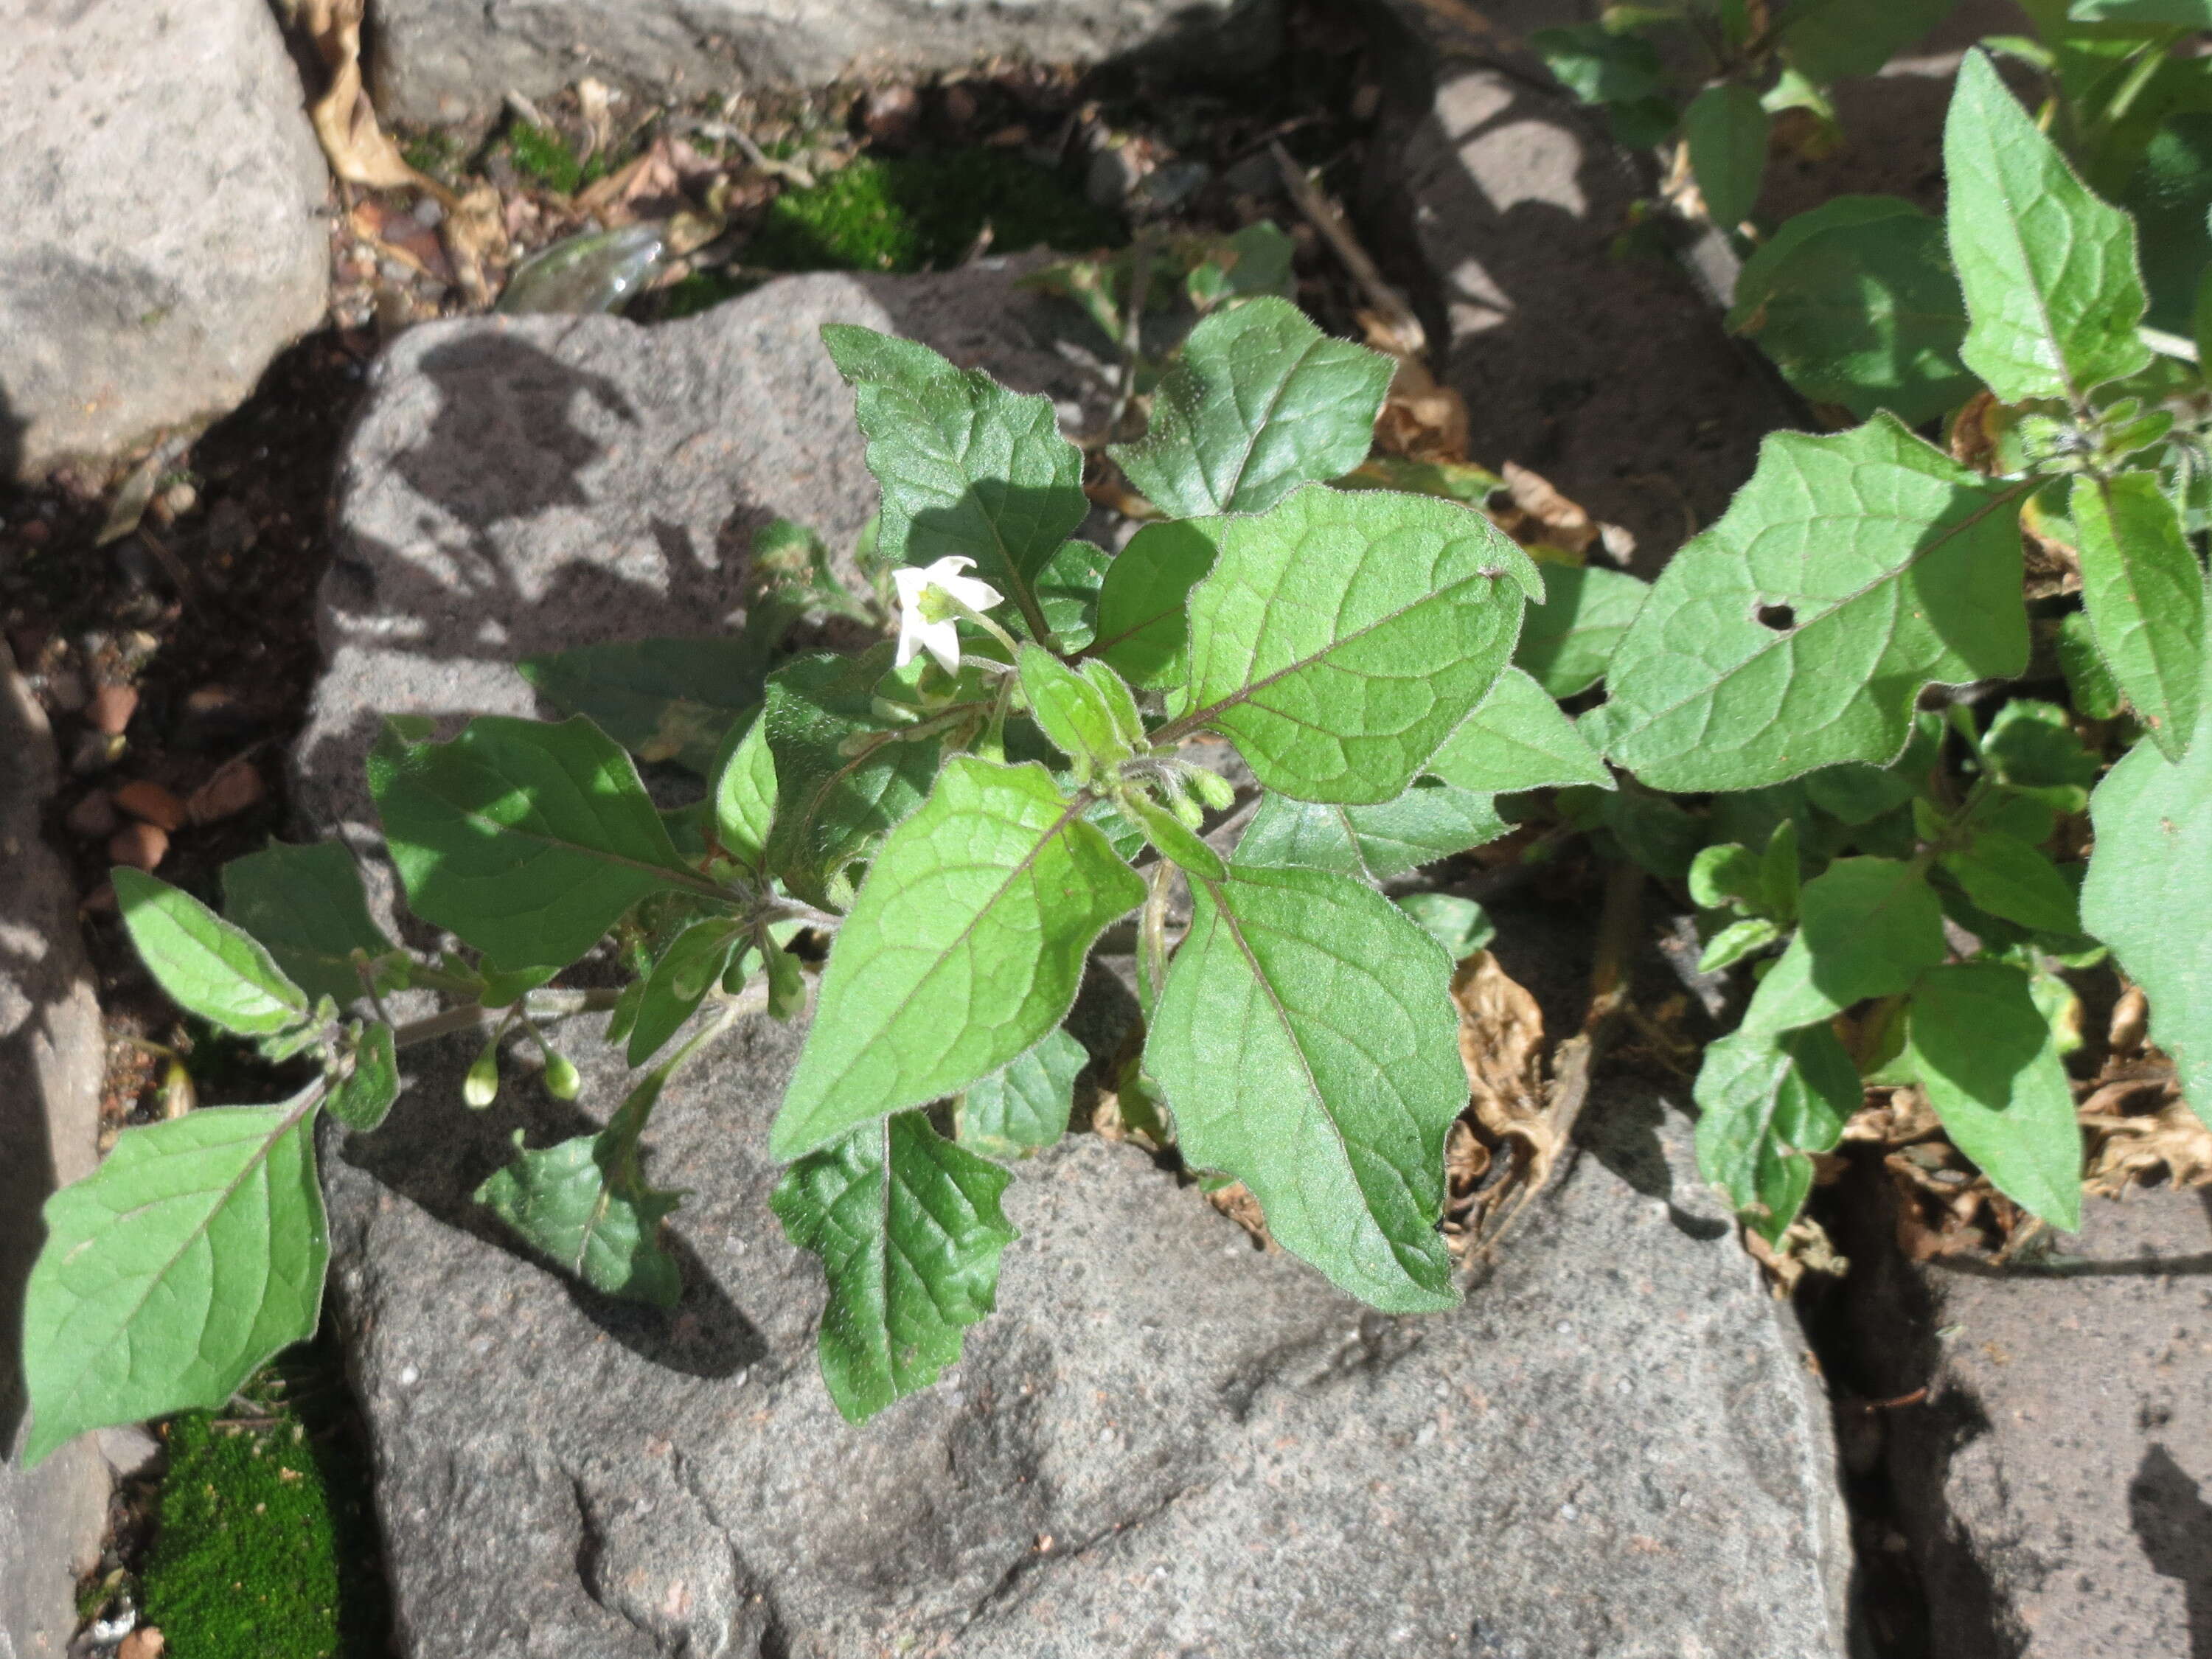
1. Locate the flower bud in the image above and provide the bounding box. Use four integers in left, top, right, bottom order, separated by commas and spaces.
1188, 768, 1236, 812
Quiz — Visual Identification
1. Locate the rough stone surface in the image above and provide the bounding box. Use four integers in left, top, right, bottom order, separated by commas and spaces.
1366, 1, 1788, 566
0, 0, 329, 479
302, 266, 1850, 1657
1845, 1186, 2212, 1659
0, 650, 111, 1659
369, 0, 1281, 127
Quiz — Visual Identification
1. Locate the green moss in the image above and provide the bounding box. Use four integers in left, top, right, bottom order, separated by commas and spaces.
400, 129, 467, 181
508, 122, 583, 195
749, 150, 1120, 276
141, 1341, 388, 1659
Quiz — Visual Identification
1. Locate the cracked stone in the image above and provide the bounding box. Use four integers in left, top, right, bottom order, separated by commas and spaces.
302, 263, 1851, 1658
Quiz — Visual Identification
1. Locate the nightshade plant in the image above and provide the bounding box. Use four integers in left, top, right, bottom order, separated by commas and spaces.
16, 55, 2212, 1458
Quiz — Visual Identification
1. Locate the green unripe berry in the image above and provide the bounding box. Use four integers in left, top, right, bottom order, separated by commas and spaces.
463, 1043, 500, 1109
544, 1052, 582, 1100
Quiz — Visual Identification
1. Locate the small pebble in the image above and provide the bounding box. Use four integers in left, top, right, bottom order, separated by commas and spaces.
70, 729, 125, 776
109, 821, 169, 872
65, 793, 119, 838
186, 757, 265, 825
111, 779, 188, 831
88, 682, 139, 735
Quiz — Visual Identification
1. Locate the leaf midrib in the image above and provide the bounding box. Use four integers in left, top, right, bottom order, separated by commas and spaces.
55, 1096, 319, 1416
799, 792, 1099, 1125
1162, 566, 1502, 744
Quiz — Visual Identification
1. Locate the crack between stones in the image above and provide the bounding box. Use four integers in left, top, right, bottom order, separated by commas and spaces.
953, 1472, 1221, 1635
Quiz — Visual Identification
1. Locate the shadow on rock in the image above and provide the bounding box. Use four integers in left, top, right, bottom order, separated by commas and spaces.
2132, 1443, 2212, 1659
333, 1057, 768, 1381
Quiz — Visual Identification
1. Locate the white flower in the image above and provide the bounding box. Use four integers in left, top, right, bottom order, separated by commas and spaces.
892, 556, 1004, 676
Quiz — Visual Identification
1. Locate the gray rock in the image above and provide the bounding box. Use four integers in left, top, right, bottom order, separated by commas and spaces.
303, 265, 1850, 1656
369, 0, 1281, 128
1366, 1, 1787, 565
0, 0, 329, 480
1851, 1189, 2212, 1659
0, 650, 111, 1659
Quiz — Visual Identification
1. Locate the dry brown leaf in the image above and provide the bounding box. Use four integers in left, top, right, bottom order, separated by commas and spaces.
1500, 462, 1598, 557
2108, 984, 2149, 1054
1359, 313, 1470, 465
117, 1628, 165, 1659
1450, 951, 1560, 1209
298, 0, 455, 204
576, 77, 619, 161
439, 185, 509, 309
1742, 1217, 1848, 1295
2084, 1099, 2212, 1194
347, 201, 453, 284
1843, 1085, 1939, 1146
1205, 1181, 1274, 1249
575, 139, 687, 223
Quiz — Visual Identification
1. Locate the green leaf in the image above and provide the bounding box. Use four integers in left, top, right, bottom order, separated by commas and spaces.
1739, 856, 1947, 1036
773, 757, 1143, 1157
712, 713, 778, 869
2056, 609, 2127, 720
1394, 891, 1495, 959
822, 323, 1086, 639
1591, 416, 2028, 790
1700, 915, 1784, 972
1726, 196, 1975, 424
1236, 781, 1508, 883
1940, 830, 2082, 936
114, 869, 310, 1037
476, 1082, 684, 1309
770, 1110, 1016, 1423
1686, 83, 1768, 230
326, 1023, 398, 1133
1019, 644, 1133, 782
626, 918, 745, 1065
1780, 0, 1955, 83
1945, 49, 2151, 404
1693, 1023, 1860, 1243
1186, 221, 1298, 311
2070, 470, 2205, 759
1035, 539, 1110, 653
1146, 862, 1465, 1313
1982, 698, 2099, 803
2082, 716, 2212, 1121
1109, 298, 1394, 518
1089, 519, 1217, 690
1689, 842, 1765, 913
1173, 487, 1539, 803
369, 714, 703, 973
1118, 789, 1228, 880
1514, 562, 1650, 699
220, 843, 394, 1009
1427, 667, 1612, 794
761, 646, 946, 909
518, 638, 771, 776
22, 1099, 327, 1466
2066, 1, 2212, 28
1907, 962, 2084, 1229
957, 1026, 1087, 1156
1533, 22, 1662, 104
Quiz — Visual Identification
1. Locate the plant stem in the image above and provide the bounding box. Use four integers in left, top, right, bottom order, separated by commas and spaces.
392, 987, 625, 1050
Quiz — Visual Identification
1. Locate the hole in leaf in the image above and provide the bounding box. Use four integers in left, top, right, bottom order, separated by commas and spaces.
1756, 602, 1797, 632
